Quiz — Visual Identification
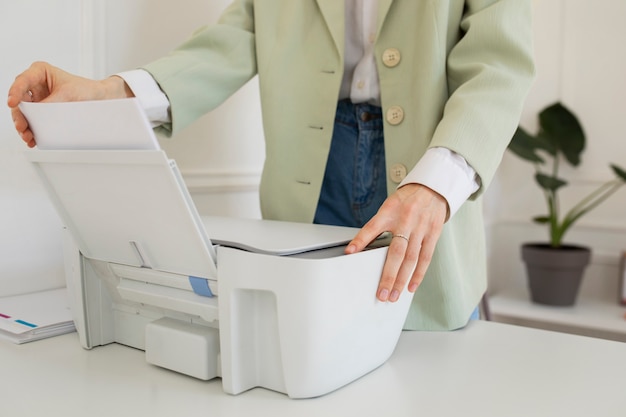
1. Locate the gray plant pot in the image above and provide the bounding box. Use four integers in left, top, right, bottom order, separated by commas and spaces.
521, 243, 591, 306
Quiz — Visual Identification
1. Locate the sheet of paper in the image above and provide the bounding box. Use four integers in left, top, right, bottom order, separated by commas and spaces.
19, 98, 160, 150
0, 288, 75, 344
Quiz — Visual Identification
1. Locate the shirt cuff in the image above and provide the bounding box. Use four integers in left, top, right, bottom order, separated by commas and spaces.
398, 147, 481, 219
116, 69, 171, 127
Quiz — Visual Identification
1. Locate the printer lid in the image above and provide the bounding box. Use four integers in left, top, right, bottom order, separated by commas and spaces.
27, 150, 218, 280
21, 99, 216, 279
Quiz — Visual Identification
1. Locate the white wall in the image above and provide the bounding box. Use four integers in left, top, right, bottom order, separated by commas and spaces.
486, 0, 626, 299
0, 1, 83, 296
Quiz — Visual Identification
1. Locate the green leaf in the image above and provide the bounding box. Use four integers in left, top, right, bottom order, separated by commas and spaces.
532, 216, 550, 224
539, 102, 585, 167
535, 173, 567, 192
535, 130, 558, 156
611, 164, 626, 181
508, 128, 545, 163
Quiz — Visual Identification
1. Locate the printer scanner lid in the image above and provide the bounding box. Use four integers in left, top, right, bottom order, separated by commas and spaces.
27, 149, 218, 280
20, 99, 216, 279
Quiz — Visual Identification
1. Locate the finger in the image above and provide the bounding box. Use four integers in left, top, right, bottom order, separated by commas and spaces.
19, 127, 35, 147
7, 89, 35, 108
8, 74, 33, 108
11, 107, 36, 146
376, 234, 410, 301
388, 238, 421, 302
11, 106, 29, 131
7, 62, 50, 107
345, 219, 387, 254
407, 233, 438, 293
7, 77, 27, 108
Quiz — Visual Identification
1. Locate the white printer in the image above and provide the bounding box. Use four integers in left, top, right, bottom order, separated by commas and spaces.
22, 99, 413, 398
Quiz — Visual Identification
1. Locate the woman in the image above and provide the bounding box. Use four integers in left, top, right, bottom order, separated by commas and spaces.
8, 0, 535, 330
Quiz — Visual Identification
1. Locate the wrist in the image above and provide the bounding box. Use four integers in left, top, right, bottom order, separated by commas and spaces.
101, 75, 135, 99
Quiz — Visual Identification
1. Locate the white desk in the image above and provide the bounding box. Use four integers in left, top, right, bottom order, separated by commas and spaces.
1, 321, 624, 417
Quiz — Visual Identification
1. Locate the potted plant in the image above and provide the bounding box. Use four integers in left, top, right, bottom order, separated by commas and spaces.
508, 102, 626, 306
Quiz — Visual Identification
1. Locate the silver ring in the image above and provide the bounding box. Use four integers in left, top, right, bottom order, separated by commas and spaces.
27, 90, 33, 100
392, 234, 410, 243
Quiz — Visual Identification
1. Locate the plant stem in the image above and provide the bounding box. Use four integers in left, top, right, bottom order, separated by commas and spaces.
554, 179, 624, 245
550, 157, 560, 247
567, 179, 622, 218
548, 192, 559, 247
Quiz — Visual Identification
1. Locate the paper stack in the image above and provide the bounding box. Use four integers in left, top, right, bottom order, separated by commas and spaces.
0, 288, 75, 344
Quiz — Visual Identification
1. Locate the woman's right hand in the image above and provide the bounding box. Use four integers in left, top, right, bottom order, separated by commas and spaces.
7, 61, 133, 148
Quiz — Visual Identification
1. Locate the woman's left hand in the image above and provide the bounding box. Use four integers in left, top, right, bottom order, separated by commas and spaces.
345, 183, 448, 302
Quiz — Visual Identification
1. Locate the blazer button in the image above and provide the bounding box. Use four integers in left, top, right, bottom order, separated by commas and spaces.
389, 163, 408, 184
386, 105, 404, 125
382, 48, 401, 68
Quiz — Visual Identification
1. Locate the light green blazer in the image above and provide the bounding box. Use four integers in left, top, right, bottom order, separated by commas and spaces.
144, 0, 535, 330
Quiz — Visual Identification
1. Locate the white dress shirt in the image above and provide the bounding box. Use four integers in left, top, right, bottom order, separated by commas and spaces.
340, 0, 380, 105
118, 0, 479, 218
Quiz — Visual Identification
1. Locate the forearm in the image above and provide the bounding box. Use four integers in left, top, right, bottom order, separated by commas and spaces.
432, 0, 535, 197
